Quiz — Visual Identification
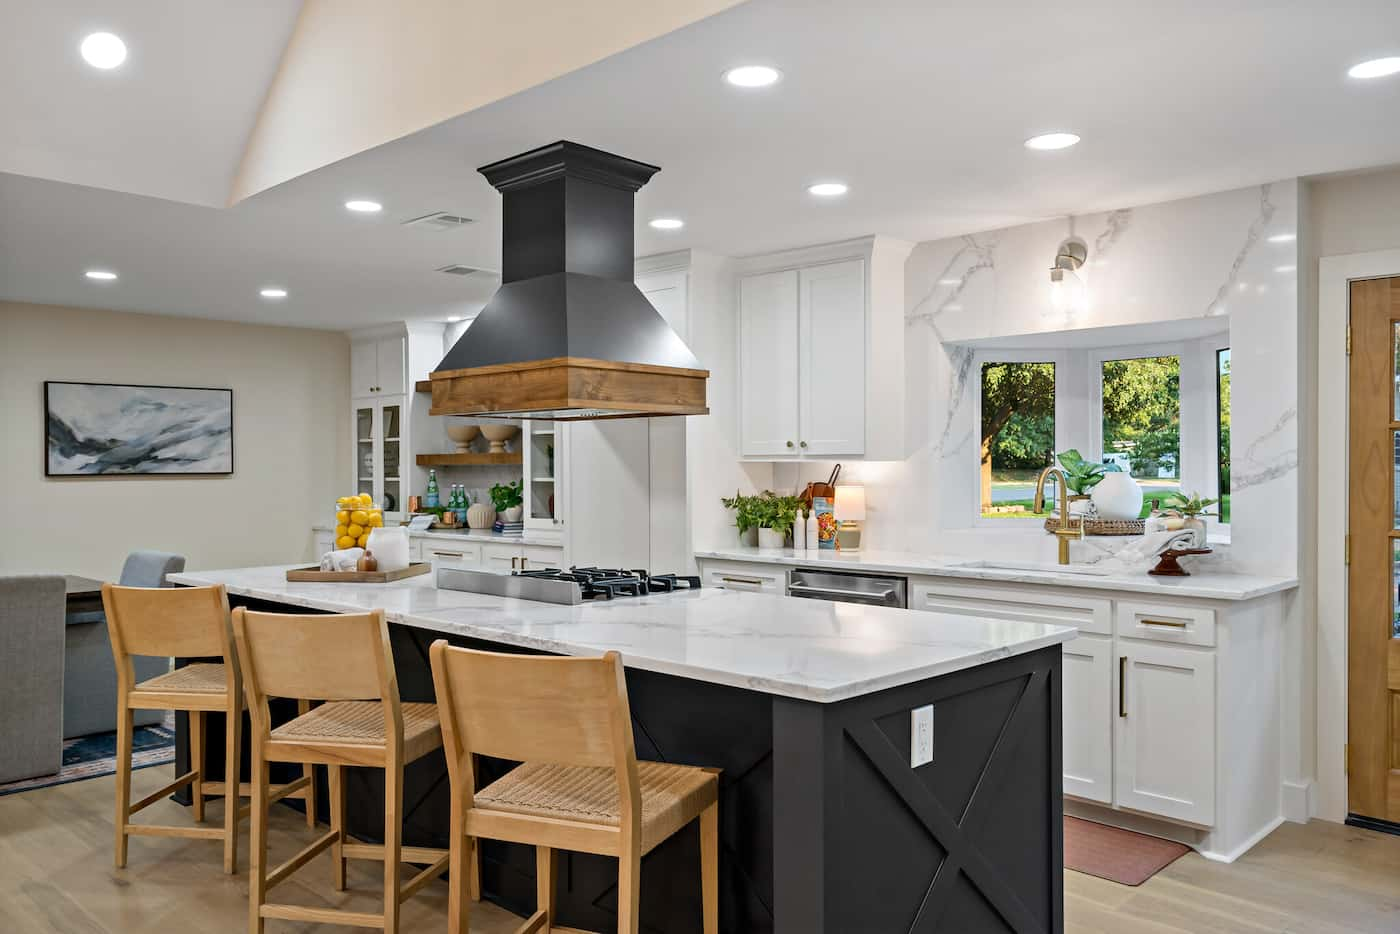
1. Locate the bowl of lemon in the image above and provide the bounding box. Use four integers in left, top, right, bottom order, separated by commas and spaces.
333, 493, 385, 550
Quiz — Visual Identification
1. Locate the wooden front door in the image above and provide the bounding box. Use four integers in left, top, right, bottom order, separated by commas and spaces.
1348, 276, 1400, 825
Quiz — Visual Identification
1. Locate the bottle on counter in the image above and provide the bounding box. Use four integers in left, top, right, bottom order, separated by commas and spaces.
426, 469, 440, 508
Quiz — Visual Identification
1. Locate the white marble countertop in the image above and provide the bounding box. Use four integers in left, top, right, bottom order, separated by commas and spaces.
694, 547, 1298, 601
313, 524, 561, 548
169, 564, 1075, 703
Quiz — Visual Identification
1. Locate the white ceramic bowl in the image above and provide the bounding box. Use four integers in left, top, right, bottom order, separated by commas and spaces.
445, 423, 480, 452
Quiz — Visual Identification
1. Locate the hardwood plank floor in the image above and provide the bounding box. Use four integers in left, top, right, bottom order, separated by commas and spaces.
2, 766, 1398, 932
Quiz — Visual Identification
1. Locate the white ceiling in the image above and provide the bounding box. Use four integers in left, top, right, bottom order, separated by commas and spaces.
4, 0, 1400, 331
0, 0, 302, 206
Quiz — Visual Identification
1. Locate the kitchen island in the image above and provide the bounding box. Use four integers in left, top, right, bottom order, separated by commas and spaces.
170, 564, 1075, 933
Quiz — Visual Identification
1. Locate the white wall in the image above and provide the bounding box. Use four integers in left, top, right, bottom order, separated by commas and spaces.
0, 302, 349, 579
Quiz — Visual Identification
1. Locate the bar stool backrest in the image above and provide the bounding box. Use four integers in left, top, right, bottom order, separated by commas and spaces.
232, 608, 401, 743
102, 583, 234, 687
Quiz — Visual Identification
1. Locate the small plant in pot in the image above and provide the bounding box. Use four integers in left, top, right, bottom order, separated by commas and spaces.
721, 492, 761, 547
1161, 491, 1216, 544
491, 480, 525, 523
753, 491, 804, 550
1056, 449, 1107, 516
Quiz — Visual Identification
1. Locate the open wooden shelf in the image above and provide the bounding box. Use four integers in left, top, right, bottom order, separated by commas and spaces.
415, 380, 432, 394
415, 452, 523, 467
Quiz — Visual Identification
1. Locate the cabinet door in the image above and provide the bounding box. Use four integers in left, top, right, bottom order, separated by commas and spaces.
379, 397, 404, 517
1062, 633, 1113, 804
354, 404, 375, 500
351, 342, 378, 397
739, 269, 800, 456
376, 338, 406, 396
1114, 642, 1216, 825
799, 259, 865, 456
482, 543, 522, 572
523, 420, 561, 534
700, 563, 785, 593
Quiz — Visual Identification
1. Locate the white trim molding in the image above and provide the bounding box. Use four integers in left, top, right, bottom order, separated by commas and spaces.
1316, 247, 1400, 823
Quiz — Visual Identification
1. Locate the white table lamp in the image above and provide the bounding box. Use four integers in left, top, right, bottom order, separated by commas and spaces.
834, 484, 866, 551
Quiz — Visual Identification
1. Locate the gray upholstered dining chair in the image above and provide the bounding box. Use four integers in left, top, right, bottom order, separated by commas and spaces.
63, 551, 186, 738
0, 574, 67, 783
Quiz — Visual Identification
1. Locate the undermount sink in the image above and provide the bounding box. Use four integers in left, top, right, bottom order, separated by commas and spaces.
950, 560, 1112, 577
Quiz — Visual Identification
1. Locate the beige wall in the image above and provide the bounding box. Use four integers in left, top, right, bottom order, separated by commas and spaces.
0, 302, 348, 579
1309, 165, 1400, 256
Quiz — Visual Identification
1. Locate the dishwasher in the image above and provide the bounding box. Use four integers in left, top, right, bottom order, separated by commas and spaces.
786, 567, 909, 608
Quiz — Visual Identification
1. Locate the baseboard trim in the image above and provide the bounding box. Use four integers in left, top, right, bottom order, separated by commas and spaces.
1199, 815, 1285, 864
1345, 813, 1400, 837
1281, 779, 1315, 823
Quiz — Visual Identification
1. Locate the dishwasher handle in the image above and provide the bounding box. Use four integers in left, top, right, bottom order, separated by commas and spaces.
788, 582, 899, 602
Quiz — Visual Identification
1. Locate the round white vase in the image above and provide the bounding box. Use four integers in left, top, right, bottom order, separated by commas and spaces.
757, 527, 785, 550
503, 505, 524, 523
466, 503, 496, 529
1090, 473, 1143, 521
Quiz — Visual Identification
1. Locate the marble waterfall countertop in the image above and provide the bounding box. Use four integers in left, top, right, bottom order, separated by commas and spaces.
694, 547, 1298, 601
169, 565, 1074, 704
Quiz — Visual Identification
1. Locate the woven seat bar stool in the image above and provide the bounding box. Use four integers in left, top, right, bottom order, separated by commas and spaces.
429, 641, 719, 934
102, 583, 314, 874
233, 607, 447, 934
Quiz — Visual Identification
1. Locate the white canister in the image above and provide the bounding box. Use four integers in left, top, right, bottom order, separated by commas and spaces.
366, 526, 410, 572
1090, 473, 1144, 521
757, 527, 785, 550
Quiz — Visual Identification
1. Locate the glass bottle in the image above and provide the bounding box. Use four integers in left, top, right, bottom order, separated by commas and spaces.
426, 469, 440, 508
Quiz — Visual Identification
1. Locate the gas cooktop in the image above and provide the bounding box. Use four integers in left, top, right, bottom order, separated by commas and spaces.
435, 565, 701, 606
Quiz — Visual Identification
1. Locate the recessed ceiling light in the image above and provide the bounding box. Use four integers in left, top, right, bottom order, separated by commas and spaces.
807, 182, 848, 197
649, 217, 684, 230
1024, 132, 1081, 151
344, 200, 383, 213
724, 65, 782, 88
1274, 265, 1296, 273
80, 32, 127, 69
84, 269, 117, 281
1267, 233, 1296, 243
1348, 57, 1400, 79
260, 287, 288, 299
446, 316, 463, 323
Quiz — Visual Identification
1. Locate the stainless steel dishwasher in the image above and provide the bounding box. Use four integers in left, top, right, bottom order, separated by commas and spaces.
786, 568, 909, 608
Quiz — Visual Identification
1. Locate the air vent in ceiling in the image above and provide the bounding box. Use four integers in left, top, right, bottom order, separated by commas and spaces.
402, 212, 475, 232
435, 264, 481, 276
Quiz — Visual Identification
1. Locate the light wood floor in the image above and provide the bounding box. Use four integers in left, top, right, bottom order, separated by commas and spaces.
2, 766, 1398, 932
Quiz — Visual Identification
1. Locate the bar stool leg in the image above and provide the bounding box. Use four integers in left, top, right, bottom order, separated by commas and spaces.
700, 802, 719, 934
249, 753, 269, 934
536, 846, 557, 926
448, 795, 469, 934
190, 711, 205, 823
329, 765, 347, 891
113, 707, 133, 869
297, 699, 316, 828
224, 699, 243, 874
470, 835, 481, 902
618, 849, 641, 934
383, 762, 403, 934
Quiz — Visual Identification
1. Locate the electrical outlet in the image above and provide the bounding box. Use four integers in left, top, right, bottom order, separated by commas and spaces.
911, 704, 934, 767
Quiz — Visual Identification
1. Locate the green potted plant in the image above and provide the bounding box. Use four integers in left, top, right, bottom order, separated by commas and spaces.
721, 492, 761, 547
1056, 449, 1106, 516
1162, 491, 1216, 542
490, 480, 524, 523
754, 491, 804, 549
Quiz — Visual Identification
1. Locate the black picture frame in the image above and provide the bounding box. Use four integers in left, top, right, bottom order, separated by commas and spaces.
43, 380, 235, 477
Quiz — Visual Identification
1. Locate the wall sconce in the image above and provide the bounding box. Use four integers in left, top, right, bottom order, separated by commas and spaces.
1049, 237, 1089, 317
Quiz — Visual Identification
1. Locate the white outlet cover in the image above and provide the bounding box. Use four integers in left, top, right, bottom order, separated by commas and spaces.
911, 704, 934, 768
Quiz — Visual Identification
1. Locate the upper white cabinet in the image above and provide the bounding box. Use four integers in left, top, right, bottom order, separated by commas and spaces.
351, 337, 407, 398
736, 236, 913, 460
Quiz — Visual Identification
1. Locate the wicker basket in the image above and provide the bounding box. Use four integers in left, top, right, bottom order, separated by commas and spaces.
1044, 517, 1145, 536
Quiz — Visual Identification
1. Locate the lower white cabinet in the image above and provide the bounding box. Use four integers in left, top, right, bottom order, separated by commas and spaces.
1061, 633, 1114, 805
701, 561, 786, 593
420, 542, 483, 568
1113, 640, 1216, 826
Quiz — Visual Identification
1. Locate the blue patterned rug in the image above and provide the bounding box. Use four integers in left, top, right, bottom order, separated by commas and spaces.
0, 722, 176, 796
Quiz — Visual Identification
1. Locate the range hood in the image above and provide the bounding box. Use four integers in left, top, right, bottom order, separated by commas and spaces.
430, 141, 709, 420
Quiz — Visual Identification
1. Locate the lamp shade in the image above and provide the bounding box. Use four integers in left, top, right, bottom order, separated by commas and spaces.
834, 484, 866, 521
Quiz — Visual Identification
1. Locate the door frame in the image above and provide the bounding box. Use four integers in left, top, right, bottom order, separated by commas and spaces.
1317, 248, 1400, 821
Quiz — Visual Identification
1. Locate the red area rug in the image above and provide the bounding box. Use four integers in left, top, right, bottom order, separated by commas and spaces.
1064, 815, 1190, 885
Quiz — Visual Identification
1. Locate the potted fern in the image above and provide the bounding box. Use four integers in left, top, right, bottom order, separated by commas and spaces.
754, 491, 804, 549
721, 492, 761, 547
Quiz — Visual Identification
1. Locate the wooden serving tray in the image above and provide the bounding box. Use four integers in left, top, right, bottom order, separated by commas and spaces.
285, 563, 432, 583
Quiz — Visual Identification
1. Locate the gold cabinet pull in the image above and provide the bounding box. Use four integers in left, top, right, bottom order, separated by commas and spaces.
1119, 656, 1128, 718
1141, 618, 1188, 628
432, 551, 464, 559
720, 575, 763, 586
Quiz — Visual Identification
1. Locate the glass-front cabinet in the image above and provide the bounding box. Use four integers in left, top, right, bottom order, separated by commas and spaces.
353, 396, 406, 522
522, 420, 565, 538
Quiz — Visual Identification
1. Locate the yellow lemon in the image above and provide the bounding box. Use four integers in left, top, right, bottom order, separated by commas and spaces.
357, 533, 369, 548
336, 535, 355, 549
337, 496, 354, 507
367, 513, 383, 528
359, 493, 373, 506
335, 524, 348, 538
347, 523, 365, 539
335, 510, 350, 524
350, 509, 369, 526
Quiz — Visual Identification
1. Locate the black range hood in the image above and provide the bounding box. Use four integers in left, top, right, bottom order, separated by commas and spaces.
429, 141, 709, 420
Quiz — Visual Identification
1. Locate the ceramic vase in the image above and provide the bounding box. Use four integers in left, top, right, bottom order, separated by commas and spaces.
503, 505, 524, 523
467, 503, 496, 530
739, 527, 758, 548
366, 527, 410, 572
757, 527, 785, 550
1090, 473, 1143, 521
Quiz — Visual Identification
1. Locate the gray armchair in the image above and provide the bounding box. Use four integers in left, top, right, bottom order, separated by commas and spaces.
0, 575, 66, 783
62, 551, 186, 739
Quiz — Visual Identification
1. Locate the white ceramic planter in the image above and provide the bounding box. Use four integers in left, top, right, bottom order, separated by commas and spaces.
757, 527, 785, 550
739, 527, 759, 548
503, 505, 524, 523
1090, 473, 1144, 521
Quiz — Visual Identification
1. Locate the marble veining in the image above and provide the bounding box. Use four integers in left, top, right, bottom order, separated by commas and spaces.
1206, 183, 1275, 317
168, 565, 1075, 704
1093, 208, 1133, 258
1233, 406, 1299, 492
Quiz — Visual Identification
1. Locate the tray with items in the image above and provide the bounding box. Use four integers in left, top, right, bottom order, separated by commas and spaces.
285, 563, 431, 584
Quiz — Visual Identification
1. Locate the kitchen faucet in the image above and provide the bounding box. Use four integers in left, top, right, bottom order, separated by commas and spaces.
1034, 466, 1084, 565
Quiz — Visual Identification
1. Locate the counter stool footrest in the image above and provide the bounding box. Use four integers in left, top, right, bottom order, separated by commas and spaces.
266, 828, 339, 891
236, 775, 312, 821
516, 909, 548, 934
399, 852, 450, 903
125, 824, 226, 840
129, 770, 199, 815
259, 902, 385, 928
342, 842, 448, 865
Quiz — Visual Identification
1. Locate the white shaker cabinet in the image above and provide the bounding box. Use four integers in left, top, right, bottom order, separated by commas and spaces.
351, 337, 406, 398
1061, 633, 1114, 804
799, 259, 866, 456
739, 268, 801, 456
1114, 641, 1216, 826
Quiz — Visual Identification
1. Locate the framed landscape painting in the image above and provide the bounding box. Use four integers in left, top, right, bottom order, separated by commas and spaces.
44, 381, 233, 476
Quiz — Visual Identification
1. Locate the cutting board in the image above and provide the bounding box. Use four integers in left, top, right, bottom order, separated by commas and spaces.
285, 563, 431, 583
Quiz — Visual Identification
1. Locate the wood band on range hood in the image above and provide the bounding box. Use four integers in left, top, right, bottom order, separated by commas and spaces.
429, 357, 709, 421
429, 140, 709, 420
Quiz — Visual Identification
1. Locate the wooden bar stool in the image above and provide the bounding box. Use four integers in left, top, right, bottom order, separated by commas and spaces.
102, 583, 314, 874
232, 607, 448, 934
429, 642, 719, 934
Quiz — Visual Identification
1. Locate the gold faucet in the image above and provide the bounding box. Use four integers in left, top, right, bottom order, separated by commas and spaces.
1034, 466, 1084, 565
